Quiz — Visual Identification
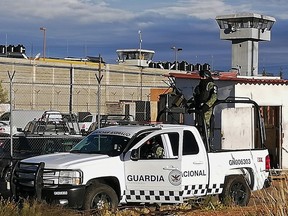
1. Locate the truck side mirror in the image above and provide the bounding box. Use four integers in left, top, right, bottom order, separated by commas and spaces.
130, 149, 139, 161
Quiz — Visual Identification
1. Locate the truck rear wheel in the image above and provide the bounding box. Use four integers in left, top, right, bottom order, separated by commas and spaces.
83, 183, 119, 211
219, 175, 251, 206
0, 167, 12, 198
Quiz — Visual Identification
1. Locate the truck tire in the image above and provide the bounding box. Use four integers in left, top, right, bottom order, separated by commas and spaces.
219, 175, 251, 206
0, 167, 12, 198
83, 183, 119, 210
3, 167, 11, 183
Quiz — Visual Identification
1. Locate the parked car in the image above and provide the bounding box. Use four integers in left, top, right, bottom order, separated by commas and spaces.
20, 112, 81, 136
0, 113, 10, 125
62, 113, 81, 135
0, 121, 17, 135
84, 114, 135, 135
21, 120, 69, 135
78, 114, 97, 133
40, 110, 63, 122
0, 110, 45, 131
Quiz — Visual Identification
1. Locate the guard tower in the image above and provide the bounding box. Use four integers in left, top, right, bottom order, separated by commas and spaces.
116, 49, 155, 67
216, 13, 276, 76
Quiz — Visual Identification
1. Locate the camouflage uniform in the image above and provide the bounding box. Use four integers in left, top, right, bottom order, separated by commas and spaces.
194, 77, 218, 129
151, 143, 164, 158
142, 140, 165, 159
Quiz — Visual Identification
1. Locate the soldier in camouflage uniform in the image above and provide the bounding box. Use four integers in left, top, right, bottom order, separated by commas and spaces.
150, 141, 164, 158
193, 70, 218, 132
142, 137, 164, 159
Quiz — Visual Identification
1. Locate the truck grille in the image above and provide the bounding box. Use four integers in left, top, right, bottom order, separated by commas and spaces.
11, 161, 82, 200
11, 161, 45, 199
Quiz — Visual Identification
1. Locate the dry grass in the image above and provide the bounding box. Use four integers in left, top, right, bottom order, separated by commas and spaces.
1, 177, 288, 216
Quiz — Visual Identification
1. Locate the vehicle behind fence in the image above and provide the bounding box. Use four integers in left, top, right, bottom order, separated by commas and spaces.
0, 134, 83, 197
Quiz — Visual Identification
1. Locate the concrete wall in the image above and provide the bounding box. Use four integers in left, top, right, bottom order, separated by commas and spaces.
0, 57, 170, 119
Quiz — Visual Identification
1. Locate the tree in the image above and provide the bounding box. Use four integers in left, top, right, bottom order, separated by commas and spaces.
0, 81, 8, 103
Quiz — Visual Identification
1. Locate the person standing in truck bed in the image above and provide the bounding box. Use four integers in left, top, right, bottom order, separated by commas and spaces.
193, 69, 218, 134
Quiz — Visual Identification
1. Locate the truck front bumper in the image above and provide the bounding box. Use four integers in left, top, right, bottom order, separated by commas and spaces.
42, 185, 86, 208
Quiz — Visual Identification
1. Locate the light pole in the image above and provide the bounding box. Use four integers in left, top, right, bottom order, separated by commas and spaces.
138, 30, 142, 66
40, 27, 46, 60
138, 30, 143, 100
171, 46, 182, 70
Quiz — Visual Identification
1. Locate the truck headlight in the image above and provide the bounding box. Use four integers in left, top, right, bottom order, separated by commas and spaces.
58, 170, 82, 185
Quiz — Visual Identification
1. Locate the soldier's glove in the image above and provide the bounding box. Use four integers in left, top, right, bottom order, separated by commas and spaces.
187, 99, 196, 109
201, 104, 210, 112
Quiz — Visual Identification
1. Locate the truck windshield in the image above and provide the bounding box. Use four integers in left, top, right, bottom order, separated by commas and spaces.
70, 133, 130, 156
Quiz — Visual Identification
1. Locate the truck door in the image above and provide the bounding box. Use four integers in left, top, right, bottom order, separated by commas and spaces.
181, 127, 209, 199
124, 128, 183, 204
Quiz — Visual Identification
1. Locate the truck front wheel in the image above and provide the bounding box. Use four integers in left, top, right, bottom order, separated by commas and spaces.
219, 175, 251, 206
83, 183, 119, 211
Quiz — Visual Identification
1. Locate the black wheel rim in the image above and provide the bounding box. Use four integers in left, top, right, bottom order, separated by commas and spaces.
230, 181, 247, 204
91, 192, 112, 209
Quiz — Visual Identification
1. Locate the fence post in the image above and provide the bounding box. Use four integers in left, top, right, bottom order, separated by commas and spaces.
8, 70, 15, 159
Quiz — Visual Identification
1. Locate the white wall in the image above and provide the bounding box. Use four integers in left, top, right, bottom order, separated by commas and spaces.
236, 83, 288, 169
0, 104, 10, 114
175, 77, 288, 168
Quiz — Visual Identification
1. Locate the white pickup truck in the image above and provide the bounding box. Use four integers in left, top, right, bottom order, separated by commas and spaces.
11, 123, 270, 210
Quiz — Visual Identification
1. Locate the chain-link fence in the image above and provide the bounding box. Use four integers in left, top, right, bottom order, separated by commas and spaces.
0, 59, 170, 122
0, 135, 83, 157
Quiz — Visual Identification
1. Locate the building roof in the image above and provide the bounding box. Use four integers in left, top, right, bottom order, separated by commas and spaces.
215, 12, 276, 22
168, 71, 288, 85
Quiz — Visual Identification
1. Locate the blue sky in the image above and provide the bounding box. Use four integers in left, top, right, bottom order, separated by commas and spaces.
1, 0, 288, 76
